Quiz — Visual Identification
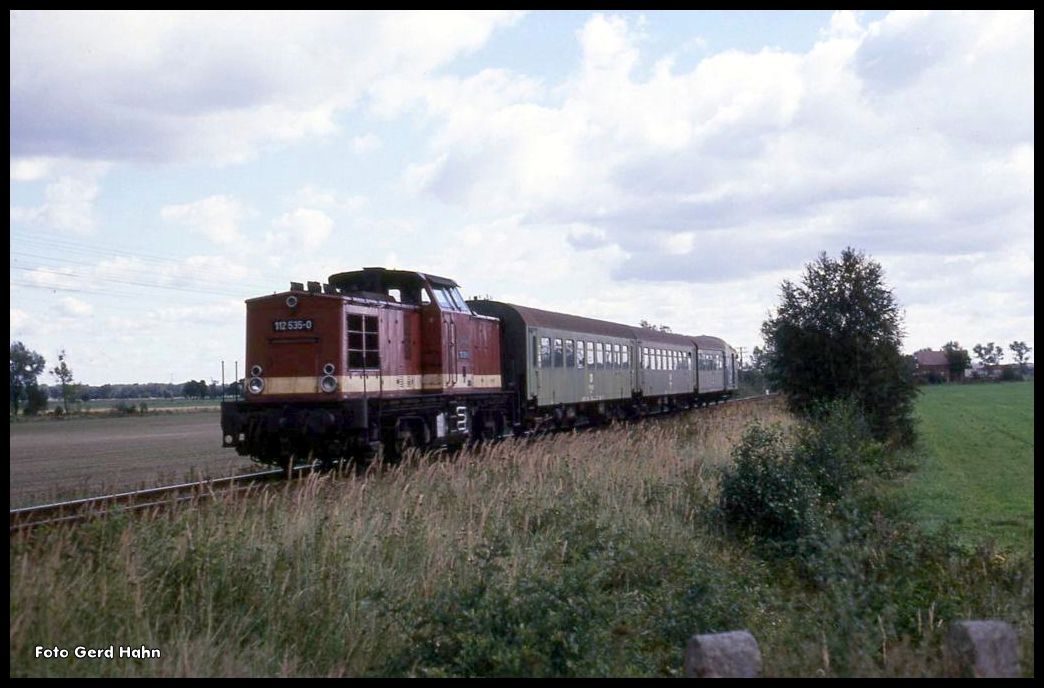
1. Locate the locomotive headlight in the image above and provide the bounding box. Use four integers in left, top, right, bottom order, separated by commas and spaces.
286, 295, 298, 309
248, 376, 265, 394
250, 364, 263, 377
320, 375, 338, 393
322, 362, 335, 375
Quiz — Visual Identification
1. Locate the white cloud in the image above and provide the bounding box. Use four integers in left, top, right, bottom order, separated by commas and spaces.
265, 208, 335, 253
11, 308, 29, 331
352, 133, 382, 153
10, 10, 523, 165
161, 195, 248, 246
10, 160, 110, 233
59, 297, 93, 317
290, 186, 367, 213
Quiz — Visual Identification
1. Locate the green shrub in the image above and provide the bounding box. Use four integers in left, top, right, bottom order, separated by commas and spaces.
718, 423, 822, 544
795, 399, 884, 500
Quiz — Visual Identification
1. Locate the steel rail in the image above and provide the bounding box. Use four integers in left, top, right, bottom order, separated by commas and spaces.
9, 466, 313, 532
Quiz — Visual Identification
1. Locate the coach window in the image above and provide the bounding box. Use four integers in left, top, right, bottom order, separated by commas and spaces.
622, 345, 629, 368
565, 339, 575, 368
595, 342, 603, 368
540, 337, 551, 368
577, 341, 585, 368
553, 339, 564, 367
533, 335, 538, 367
610, 344, 618, 368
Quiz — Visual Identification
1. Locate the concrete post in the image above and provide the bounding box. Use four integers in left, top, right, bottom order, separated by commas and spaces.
685, 630, 762, 678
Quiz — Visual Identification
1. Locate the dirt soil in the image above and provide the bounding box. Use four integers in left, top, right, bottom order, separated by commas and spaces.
9, 413, 259, 508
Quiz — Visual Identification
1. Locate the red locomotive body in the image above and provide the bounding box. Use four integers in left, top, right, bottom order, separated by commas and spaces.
221, 268, 513, 466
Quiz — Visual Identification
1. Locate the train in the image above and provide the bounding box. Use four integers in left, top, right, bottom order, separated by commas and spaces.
220, 267, 737, 466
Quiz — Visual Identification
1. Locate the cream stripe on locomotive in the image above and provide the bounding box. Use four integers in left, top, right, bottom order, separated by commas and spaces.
258, 374, 501, 395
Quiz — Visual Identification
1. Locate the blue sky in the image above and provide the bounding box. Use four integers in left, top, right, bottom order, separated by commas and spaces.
10, 11, 1034, 384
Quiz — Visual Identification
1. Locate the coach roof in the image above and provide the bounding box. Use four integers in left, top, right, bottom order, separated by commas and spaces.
474, 300, 706, 347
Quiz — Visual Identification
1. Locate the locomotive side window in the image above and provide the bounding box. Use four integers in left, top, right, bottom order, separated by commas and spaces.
540, 337, 551, 368
348, 314, 380, 369
553, 338, 564, 367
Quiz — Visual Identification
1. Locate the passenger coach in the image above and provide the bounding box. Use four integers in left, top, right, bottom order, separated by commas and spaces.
468, 300, 738, 431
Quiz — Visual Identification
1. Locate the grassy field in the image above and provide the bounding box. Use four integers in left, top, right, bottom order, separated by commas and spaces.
9, 413, 257, 508
9, 398, 1034, 677
44, 398, 223, 413
904, 381, 1034, 553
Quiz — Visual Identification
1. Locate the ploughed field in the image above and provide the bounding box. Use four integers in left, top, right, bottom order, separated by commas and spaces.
9, 413, 257, 508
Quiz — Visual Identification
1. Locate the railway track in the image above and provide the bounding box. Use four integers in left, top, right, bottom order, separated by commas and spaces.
8, 467, 307, 533
10, 393, 779, 534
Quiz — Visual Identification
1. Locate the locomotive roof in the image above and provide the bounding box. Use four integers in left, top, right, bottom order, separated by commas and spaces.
471, 300, 717, 349
327, 267, 459, 291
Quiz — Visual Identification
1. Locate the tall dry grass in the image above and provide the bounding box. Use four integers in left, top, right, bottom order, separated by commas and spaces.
9, 398, 1032, 677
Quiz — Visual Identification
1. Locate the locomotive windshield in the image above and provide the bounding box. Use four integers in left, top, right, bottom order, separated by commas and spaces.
432, 286, 471, 313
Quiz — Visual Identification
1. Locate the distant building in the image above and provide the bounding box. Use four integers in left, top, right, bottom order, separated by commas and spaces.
913, 348, 961, 382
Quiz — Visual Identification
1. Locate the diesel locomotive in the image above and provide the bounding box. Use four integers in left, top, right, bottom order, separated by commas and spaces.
220, 267, 737, 466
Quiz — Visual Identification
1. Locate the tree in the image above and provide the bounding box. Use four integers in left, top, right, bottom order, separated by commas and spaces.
973, 342, 1004, 367
50, 349, 77, 415
941, 341, 971, 381
1009, 341, 1031, 372
760, 248, 917, 445
10, 341, 46, 415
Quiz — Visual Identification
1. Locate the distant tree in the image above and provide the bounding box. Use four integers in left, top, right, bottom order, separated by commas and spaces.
24, 385, 49, 416
182, 380, 199, 399
50, 349, 77, 415
639, 319, 672, 333
1009, 341, 1032, 372
973, 342, 1004, 367
761, 248, 917, 445
10, 341, 46, 415
941, 341, 971, 380
748, 345, 767, 372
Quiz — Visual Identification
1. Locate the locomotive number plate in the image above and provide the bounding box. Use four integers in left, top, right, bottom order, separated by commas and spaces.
273, 319, 314, 332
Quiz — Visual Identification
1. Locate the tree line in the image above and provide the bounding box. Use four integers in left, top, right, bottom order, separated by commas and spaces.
10, 341, 241, 415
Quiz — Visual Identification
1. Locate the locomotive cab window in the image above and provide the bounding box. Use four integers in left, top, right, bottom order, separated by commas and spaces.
348, 314, 380, 369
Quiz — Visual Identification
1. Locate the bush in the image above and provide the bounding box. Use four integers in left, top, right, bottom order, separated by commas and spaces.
795, 399, 884, 501
110, 402, 138, 415
718, 423, 822, 544
1000, 368, 1022, 382
23, 386, 49, 416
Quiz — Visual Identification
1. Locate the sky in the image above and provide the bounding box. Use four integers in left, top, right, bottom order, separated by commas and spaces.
9, 10, 1035, 385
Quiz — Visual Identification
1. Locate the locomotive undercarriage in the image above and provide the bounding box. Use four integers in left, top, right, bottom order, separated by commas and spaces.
221, 392, 516, 468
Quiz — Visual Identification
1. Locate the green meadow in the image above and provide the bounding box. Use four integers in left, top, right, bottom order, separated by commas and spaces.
905, 381, 1034, 553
